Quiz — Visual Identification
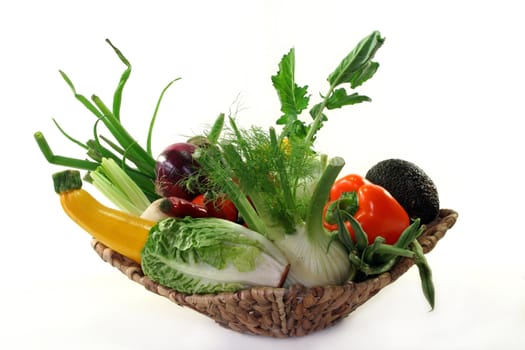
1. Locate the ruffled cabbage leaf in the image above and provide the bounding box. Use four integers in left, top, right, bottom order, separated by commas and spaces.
141, 217, 289, 294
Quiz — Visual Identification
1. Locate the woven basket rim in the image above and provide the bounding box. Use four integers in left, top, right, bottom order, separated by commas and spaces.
92, 208, 458, 337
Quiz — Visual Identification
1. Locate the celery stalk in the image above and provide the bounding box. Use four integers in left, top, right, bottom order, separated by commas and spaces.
90, 158, 151, 215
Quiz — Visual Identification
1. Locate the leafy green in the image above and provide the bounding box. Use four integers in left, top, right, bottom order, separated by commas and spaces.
326, 31, 384, 87
325, 89, 371, 110
271, 48, 310, 139
141, 217, 289, 294
305, 31, 384, 144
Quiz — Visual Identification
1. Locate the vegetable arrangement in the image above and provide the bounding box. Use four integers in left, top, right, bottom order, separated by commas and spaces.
36, 31, 442, 310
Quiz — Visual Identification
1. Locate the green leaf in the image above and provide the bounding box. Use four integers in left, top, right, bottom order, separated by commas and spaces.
146, 78, 181, 155
288, 120, 310, 139
207, 113, 225, 144
106, 39, 131, 121
305, 32, 383, 146
51, 118, 88, 150
349, 61, 379, 89
91, 94, 156, 177
59, 70, 103, 118
272, 48, 310, 116
327, 31, 384, 88
325, 89, 371, 110
271, 48, 310, 137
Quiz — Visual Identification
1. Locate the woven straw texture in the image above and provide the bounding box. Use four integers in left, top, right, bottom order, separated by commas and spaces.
92, 208, 458, 338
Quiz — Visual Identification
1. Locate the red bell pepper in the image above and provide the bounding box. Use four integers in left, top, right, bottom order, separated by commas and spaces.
192, 193, 238, 222
324, 174, 410, 245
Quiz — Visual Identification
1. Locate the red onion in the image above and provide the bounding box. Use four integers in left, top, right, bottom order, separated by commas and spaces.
155, 143, 200, 200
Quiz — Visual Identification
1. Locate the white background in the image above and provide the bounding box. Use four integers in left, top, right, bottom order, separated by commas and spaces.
1, 1, 524, 349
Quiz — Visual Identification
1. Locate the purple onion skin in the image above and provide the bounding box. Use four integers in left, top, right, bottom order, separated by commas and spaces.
155, 143, 200, 200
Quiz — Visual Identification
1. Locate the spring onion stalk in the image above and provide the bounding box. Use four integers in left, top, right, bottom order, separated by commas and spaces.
105, 38, 131, 122
34, 39, 180, 205
146, 78, 181, 156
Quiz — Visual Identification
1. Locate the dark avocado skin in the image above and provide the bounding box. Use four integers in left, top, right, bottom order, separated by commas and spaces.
365, 159, 440, 224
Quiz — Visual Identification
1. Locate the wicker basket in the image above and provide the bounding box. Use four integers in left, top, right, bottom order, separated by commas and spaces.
92, 209, 458, 338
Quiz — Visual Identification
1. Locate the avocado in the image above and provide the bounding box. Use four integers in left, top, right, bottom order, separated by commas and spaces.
365, 159, 440, 224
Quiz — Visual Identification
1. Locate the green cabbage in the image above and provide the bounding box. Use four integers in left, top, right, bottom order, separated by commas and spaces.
141, 217, 290, 294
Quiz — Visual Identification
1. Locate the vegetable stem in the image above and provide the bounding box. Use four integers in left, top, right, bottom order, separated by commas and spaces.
59, 70, 104, 119
34, 131, 99, 171
196, 141, 269, 238
304, 85, 334, 146
91, 95, 156, 177
269, 127, 295, 219
52, 118, 88, 150
370, 244, 415, 259
207, 113, 225, 144
224, 178, 267, 235
412, 240, 435, 310
105, 38, 131, 122
90, 158, 151, 215
305, 156, 345, 241
305, 31, 384, 146
394, 219, 424, 249
146, 78, 181, 156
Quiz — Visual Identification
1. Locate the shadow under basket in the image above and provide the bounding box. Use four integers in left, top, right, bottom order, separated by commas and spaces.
92, 209, 458, 338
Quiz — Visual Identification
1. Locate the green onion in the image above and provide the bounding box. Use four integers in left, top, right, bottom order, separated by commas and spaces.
35, 39, 164, 207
